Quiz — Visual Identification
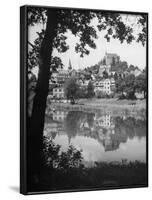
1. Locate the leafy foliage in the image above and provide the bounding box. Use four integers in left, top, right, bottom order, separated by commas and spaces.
87, 81, 95, 98
44, 139, 83, 170
64, 78, 80, 103
123, 74, 136, 99
27, 7, 47, 26
28, 29, 63, 74
39, 135, 147, 191
28, 7, 147, 61
28, 30, 45, 72
136, 15, 147, 46
111, 61, 128, 72
116, 72, 147, 99
134, 73, 147, 97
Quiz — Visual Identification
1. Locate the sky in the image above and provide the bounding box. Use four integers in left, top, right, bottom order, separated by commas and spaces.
28, 13, 146, 71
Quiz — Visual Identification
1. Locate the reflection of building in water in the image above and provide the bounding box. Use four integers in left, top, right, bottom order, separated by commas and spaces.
44, 122, 59, 139
52, 110, 68, 122
94, 114, 115, 129
44, 112, 145, 154
102, 137, 119, 152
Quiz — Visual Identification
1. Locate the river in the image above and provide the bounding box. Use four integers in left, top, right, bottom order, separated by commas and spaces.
44, 109, 146, 166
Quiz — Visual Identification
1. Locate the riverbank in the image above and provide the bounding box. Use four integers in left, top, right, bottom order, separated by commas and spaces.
48, 98, 146, 117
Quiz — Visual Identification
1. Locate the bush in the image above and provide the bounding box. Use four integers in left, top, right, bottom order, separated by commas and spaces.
95, 90, 115, 98
95, 90, 107, 98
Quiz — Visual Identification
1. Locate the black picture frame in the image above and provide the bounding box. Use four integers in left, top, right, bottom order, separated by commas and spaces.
20, 5, 148, 195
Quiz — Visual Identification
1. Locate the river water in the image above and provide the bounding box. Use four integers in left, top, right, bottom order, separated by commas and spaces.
44, 109, 146, 166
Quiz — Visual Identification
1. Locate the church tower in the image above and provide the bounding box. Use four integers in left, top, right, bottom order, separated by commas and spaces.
68, 59, 72, 71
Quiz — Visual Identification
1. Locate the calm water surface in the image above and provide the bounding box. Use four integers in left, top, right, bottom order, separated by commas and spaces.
44, 109, 146, 166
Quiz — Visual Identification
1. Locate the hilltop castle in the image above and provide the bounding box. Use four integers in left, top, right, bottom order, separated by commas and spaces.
99, 52, 120, 76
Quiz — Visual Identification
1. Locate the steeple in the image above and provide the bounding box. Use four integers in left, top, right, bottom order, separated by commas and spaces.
68, 59, 72, 71
68, 135, 71, 145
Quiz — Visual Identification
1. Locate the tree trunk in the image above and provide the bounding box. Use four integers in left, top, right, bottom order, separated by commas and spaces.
29, 10, 58, 137
27, 9, 59, 191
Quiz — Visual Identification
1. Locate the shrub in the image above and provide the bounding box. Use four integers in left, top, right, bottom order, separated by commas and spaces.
95, 90, 107, 98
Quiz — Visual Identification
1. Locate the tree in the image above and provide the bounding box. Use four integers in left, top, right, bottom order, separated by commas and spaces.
124, 74, 136, 99
95, 90, 107, 98
114, 73, 118, 81
103, 70, 109, 79
28, 6, 147, 139
135, 73, 147, 98
128, 64, 136, 71
87, 81, 94, 98
26, 7, 147, 188
115, 77, 126, 97
111, 61, 128, 72
64, 78, 80, 104
77, 87, 87, 98
116, 74, 136, 99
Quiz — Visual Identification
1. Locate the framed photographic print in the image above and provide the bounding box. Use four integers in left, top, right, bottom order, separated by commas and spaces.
20, 5, 148, 195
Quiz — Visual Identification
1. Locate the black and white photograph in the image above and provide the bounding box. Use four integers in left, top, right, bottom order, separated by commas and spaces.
20, 5, 148, 194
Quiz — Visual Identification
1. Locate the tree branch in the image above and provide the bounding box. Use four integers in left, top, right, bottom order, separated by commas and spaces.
28, 41, 35, 49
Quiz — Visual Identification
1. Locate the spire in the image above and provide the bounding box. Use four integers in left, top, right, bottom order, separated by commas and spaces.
68, 135, 71, 145
68, 59, 72, 70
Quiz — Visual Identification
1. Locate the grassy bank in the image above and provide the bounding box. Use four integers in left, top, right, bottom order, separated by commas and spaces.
29, 140, 147, 192
49, 98, 146, 116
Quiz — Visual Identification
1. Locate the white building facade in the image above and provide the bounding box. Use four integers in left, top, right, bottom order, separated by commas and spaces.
94, 78, 115, 95
53, 87, 65, 99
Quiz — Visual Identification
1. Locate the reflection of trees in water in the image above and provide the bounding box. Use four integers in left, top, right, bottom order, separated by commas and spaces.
64, 111, 86, 138
29, 113, 147, 192
87, 113, 95, 128
45, 111, 146, 152
63, 111, 146, 151
114, 116, 146, 140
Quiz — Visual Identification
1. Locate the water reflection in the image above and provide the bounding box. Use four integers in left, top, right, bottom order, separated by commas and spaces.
27, 110, 147, 192
44, 110, 146, 165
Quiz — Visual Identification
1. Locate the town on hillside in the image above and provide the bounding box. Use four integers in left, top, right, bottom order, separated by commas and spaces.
26, 7, 148, 191
28, 52, 146, 110
44, 52, 146, 103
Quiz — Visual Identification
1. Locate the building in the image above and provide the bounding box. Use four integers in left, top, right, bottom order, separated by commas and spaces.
52, 110, 68, 122
53, 87, 65, 99
94, 115, 114, 128
99, 64, 111, 77
43, 122, 59, 138
104, 52, 120, 66
56, 69, 69, 84
70, 69, 77, 77
98, 52, 120, 77
94, 78, 115, 95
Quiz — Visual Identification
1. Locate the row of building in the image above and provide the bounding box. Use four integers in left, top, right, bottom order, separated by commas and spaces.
51, 78, 115, 99
49, 52, 142, 100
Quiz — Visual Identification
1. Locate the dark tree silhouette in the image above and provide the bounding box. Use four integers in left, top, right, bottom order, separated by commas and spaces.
87, 81, 94, 98
27, 8, 147, 190
102, 70, 109, 78
135, 72, 147, 98
124, 74, 136, 99
27, 5, 147, 148
64, 78, 80, 104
